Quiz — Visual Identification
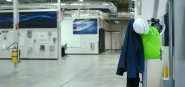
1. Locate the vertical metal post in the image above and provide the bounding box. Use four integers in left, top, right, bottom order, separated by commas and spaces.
137, 0, 147, 87
142, 60, 147, 87
78, 8, 80, 17
128, 0, 132, 12
153, 0, 159, 18
168, 0, 173, 79
134, 0, 138, 17
13, 0, 19, 71
57, 0, 61, 59
110, 32, 112, 49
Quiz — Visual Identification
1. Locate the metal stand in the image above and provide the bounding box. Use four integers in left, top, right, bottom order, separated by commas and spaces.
168, 0, 173, 80
57, 0, 61, 59
13, 0, 19, 72
142, 60, 147, 87
136, 0, 147, 87
162, 0, 174, 87
115, 43, 117, 51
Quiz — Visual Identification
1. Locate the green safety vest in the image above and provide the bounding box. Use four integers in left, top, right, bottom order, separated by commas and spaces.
140, 25, 161, 59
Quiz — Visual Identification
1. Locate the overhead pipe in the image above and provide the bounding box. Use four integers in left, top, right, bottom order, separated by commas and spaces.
0, 2, 117, 14
64, 10, 134, 17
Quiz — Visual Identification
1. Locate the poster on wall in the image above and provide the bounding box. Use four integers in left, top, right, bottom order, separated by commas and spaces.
19, 38, 24, 46
73, 19, 97, 34
0, 12, 57, 29
0, 13, 13, 28
19, 12, 57, 28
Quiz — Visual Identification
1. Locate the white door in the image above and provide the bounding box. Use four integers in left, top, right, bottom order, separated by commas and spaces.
111, 32, 120, 50
105, 32, 111, 50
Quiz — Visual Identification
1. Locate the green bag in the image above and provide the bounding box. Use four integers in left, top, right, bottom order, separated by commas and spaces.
140, 25, 161, 59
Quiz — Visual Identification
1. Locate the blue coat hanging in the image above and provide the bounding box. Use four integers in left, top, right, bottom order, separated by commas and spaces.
116, 19, 144, 78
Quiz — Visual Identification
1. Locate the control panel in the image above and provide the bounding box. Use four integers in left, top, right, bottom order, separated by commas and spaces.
27, 30, 32, 38
53, 38, 56, 43
3, 35, 7, 40
27, 47, 32, 53
48, 31, 51, 36
40, 45, 45, 51
2, 30, 8, 33
34, 39, 36, 43
49, 45, 54, 51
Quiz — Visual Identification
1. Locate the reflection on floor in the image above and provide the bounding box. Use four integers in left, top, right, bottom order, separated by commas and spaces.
0, 50, 142, 87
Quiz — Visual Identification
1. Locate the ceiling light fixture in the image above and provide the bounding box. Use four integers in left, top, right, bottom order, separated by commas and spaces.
115, 20, 120, 24
79, 0, 83, 1
6, 0, 12, 2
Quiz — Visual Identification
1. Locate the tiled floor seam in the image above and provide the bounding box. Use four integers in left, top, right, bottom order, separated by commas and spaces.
60, 64, 96, 87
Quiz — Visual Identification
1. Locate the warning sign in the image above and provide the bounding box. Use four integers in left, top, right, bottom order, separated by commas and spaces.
16, 23, 19, 30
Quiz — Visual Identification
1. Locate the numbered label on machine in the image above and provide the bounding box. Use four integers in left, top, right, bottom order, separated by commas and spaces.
50, 45, 54, 51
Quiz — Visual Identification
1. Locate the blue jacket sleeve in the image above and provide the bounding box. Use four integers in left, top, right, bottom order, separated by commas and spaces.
116, 19, 130, 76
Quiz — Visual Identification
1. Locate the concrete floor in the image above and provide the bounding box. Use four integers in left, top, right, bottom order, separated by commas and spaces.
0, 50, 142, 87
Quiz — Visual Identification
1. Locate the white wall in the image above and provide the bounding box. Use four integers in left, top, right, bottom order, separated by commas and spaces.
0, 29, 58, 59
0, 10, 59, 59
99, 19, 109, 30
142, 0, 167, 20
141, 0, 168, 87
109, 25, 121, 31
174, 0, 185, 86
61, 17, 99, 54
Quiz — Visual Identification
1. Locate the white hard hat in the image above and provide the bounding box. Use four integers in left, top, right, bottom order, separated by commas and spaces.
133, 15, 149, 34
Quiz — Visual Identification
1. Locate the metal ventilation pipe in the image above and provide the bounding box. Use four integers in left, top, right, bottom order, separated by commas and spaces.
0, 2, 117, 14
64, 10, 134, 17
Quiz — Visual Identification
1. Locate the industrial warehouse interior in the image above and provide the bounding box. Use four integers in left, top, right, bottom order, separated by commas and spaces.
0, 0, 184, 87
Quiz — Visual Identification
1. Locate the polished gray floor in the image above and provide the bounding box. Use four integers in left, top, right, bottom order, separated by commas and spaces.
0, 50, 141, 87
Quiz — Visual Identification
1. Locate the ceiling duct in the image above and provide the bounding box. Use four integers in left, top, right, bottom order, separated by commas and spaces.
108, 13, 118, 18
63, 10, 134, 18
0, 2, 117, 14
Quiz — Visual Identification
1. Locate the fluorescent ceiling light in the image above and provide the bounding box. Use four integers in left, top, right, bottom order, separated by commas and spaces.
79, 0, 83, 1
61, 3, 66, 5
6, 0, 12, 2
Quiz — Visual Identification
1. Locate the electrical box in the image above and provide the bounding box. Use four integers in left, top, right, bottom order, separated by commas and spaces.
2, 45, 7, 50
53, 38, 56, 43
34, 39, 36, 43
49, 45, 54, 51
40, 45, 45, 51
3, 35, 7, 40
162, 77, 174, 87
48, 31, 51, 36
90, 42, 95, 50
27, 30, 32, 38
27, 47, 32, 53
2, 30, 8, 33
